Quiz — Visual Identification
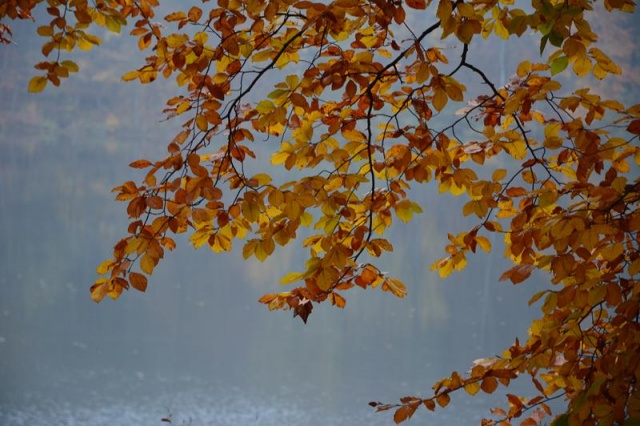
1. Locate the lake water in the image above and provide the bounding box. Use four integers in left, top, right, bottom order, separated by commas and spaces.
0, 367, 497, 425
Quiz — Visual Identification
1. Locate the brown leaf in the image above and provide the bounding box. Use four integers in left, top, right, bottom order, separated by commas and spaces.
393, 405, 415, 423
436, 393, 450, 408
129, 272, 148, 292
481, 376, 498, 394
627, 119, 640, 135
293, 299, 313, 323
405, 0, 427, 9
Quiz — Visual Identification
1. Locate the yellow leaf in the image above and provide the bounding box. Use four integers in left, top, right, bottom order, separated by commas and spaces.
61, 60, 79, 73
255, 238, 274, 261
105, 15, 123, 33
476, 235, 492, 252
494, 19, 509, 39
252, 49, 273, 62
28, 76, 48, 93
395, 200, 414, 223
551, 219, 573, 239
544, 122, 561, 138
256, 100, 275, 114
195, 114, 208, 131
271, 151, 290, 165
242, 200, 260, 222
90, 279, 109, 303
243, 240, 258, 259
573, 56, 592, 77
599, 243, 623, 261
342, 128, 367, 142
140, 254, 156, 274
190, 229, 210, 249
96, 259, 113, 275
78, 35, 100, 50
416, 63, 430, 84
382, 277, 407, 298
37, 25, 54, 37
193, 33, 209, 49
502, 139, 527, 160
108, 283, 124, 300
464, 381, 481, 396
432, 88, 448, 112
280, 271, 303, 285
432, 257, 454, 278
300, 211, 313, 226
516, 60, 531, 77
122, 70, 140, 82
210, 234, 232, 253
492, 169, 507, 181
249, 173, 272, 186
176, 99, 191, 115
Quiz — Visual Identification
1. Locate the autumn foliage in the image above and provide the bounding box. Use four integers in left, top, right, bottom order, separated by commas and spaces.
3, 0, 639, 424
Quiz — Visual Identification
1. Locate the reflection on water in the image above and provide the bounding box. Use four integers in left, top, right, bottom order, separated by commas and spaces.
1, 368, 496, 426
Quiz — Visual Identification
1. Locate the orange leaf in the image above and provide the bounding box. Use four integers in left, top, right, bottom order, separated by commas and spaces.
382, 277, 407, 298
436, 393, 450, 408
507, 393, 524, 409
393, 405, 415, 424
129, 159, 152, 169
627, 119, 640, 135
258, 293, 278, 304
187, 6, 202, 22
406, 0, 427, 9
329, 292, 346, 308
129, 272, 148, 292
481, 376, 498, 394
499, 264, 535, 284
146, 196, 163, 210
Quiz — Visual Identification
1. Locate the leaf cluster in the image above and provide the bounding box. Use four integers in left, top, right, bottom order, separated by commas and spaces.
4, 0, 639, 424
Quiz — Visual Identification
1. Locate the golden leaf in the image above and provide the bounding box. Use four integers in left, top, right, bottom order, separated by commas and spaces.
395, 200, 414, 223
90, 279, 109, 303
432, 88, 448, 112
96, 259, 114, 275
573, 56, 592, 77
122, 70, 140, 82
280, 271, 303, 285
382, 277, 407, 298
476, 235, 491, 252
492, 169, 507, 181
464, 381, 481, 396
140, 254, 156, 275
28, 76, 47, 93
435, 393, 450, 408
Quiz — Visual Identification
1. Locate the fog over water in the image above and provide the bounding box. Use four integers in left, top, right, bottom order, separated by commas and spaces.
1, 6, 637, 426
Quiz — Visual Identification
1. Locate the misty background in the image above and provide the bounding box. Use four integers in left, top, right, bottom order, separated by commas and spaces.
0, 5, 638, 425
